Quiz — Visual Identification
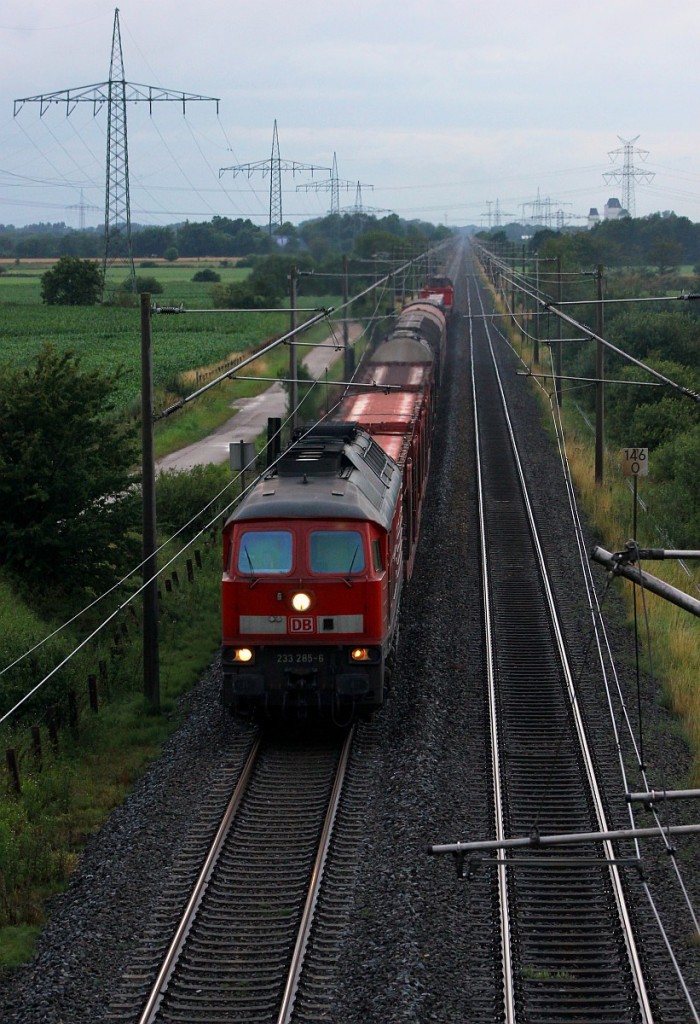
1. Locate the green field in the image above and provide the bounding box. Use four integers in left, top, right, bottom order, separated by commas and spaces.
0, 260, 290, 412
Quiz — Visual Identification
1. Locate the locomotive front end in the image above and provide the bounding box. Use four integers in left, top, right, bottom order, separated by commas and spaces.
221, 426, 403, 718
222, 518, 387, 715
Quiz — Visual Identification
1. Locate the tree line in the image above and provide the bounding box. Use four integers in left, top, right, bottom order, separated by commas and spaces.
480, 212, 700, 274
0, 211, 451, 262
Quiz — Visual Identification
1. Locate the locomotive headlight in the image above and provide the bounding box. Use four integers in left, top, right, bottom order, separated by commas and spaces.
291, 592, 312, 612
234, 647, 254, 663
351, 647, 370, 662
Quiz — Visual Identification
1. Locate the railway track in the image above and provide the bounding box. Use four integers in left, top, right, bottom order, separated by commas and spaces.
459, 273, 653, 1022
107, 726, 355, 1024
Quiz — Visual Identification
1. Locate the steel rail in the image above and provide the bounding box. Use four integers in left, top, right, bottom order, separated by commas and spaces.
277, 724, 355, 1023
136, 736, 262, 1024
468, 283, 516, 1023
475, 279, 655, 1023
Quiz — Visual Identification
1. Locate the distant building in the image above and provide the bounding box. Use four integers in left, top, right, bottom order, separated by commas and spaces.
588, 207, 601, 229
604, 197, 628, 220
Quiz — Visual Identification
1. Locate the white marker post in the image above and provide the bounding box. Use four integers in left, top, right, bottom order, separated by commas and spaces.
621, 447, 649, 550
230, 440, 257, 494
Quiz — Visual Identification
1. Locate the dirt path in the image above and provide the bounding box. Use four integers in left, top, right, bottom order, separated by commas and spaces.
156, 322, 363, 473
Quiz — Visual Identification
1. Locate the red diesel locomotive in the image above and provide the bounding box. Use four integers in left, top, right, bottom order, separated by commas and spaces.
419, 275, 454, 315
221, 291, 449, 717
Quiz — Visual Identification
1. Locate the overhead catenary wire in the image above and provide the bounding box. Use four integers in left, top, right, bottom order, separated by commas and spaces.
479, 245, 700, 404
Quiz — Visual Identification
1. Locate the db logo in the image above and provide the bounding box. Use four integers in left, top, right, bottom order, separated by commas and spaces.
289, 616, 314, 634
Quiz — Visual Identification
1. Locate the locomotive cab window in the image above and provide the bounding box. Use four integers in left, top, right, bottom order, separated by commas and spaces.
237, 530, 293, 574
310, 530, 366, 575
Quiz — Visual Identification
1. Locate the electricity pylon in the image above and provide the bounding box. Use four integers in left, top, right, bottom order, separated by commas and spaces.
67, 189, 100, 230
14, 8, 219, 288
296, 153, 362, 215
219, 120, 329, 234
603, 135, 655, 218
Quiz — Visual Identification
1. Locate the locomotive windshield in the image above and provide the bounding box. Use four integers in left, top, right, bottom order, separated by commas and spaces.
237, 530, 293, 574
310, 530, 366, 575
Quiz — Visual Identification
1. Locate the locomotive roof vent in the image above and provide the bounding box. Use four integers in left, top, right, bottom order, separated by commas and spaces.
277, 423, 359, 478
230, 421, 401, 530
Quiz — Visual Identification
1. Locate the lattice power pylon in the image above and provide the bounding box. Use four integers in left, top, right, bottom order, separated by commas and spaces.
296, 153, 362, 216
66, 189, 100, 230
219, 120, 329, 234
14, 7, 219, 288
603, 135, 655, 218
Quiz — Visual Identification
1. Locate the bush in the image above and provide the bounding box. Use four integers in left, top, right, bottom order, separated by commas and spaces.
120, 275, 164, 295
163, 247, 179, 262
156, 463, 235, 540
192, 268, 221, 283
40, 257, 103, 306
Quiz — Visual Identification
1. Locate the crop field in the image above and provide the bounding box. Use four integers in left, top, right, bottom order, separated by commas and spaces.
0, 260, 289, 410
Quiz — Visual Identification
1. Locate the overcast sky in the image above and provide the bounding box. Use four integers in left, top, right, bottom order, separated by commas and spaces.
2, 0, 700, 231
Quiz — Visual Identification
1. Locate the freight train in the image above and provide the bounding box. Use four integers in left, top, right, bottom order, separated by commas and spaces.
221, 286, 450, 718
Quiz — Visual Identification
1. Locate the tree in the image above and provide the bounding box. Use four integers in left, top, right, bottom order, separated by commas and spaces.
648, 238, 684, 274
0, 345, 139, 597
40, 256, 103, 305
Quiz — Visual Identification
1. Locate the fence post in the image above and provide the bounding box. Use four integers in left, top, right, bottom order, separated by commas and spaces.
6, 748, 21, 794
88, 674, 99, 713
48, 706, 59, 751
68, 689, 79, 732
31, 726, 42, 768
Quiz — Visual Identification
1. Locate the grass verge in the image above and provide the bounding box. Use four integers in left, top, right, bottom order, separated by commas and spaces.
0, 539, 222, 970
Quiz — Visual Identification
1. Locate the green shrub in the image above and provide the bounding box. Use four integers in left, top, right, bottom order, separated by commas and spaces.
192, 268, 221, 283
120, 275, 163, 295
156, 463, 236, 540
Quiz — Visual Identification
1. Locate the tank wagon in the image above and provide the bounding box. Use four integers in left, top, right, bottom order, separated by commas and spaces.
221, 290, 450, 718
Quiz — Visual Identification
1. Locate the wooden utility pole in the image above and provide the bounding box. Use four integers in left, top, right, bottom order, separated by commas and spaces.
289, 265, 298, 432
140, 293, 160, 710
533, 253, 540, 365
342, 254, 353, 379
554, 255, 563, 407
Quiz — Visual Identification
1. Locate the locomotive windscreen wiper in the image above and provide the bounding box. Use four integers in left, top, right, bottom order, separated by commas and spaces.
243, 545, 258, 586
344, 544, 360, 584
